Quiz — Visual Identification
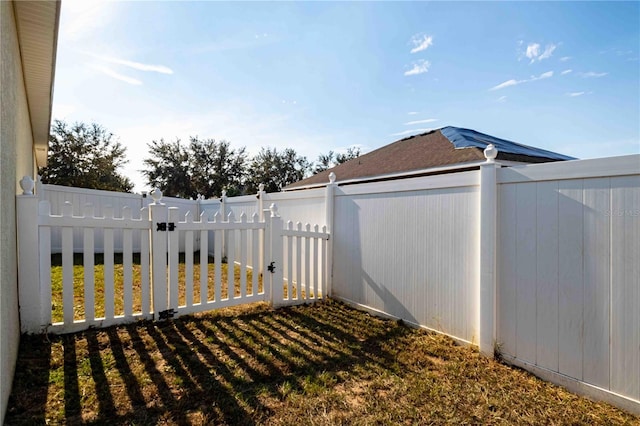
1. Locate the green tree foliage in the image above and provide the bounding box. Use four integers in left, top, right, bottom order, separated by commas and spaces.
189, 137, 247, 198
39, 120, 133, 192
142, 137, 247, 199
246, 147, 310, 193
314, 150, 335, 174
336, 146, 361, 164
142, 138, 192, 198
313, 146, 361, 174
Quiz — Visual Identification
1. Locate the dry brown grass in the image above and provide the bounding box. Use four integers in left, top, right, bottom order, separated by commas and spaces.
7, 299, 638, 425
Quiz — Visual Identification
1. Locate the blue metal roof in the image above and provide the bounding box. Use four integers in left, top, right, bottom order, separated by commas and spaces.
440, 126, 575, 161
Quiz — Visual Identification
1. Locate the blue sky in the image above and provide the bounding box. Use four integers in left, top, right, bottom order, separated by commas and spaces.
52, 1, 640, 192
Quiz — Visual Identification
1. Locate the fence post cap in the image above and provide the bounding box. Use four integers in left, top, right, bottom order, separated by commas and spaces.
259, 183, 265, 192
269, 203, 279, 217
328, 172, 336, 184
150, 188, 163, 203
484, 144, 498, 162
20, 176, 35, 195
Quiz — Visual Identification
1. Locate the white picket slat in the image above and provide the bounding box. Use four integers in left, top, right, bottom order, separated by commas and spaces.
251, 224, 260, 295
61, 202, 74, 325
83, 204, 95, 322
104, 206, 115, 320
214, 226, 222, 302
140, 207, 151, 316
168, 208, 180, 310
240, 213, 248, 298
185, 212, 194, 308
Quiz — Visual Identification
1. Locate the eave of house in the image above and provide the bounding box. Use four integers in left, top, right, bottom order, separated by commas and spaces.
13, 0, 61, 167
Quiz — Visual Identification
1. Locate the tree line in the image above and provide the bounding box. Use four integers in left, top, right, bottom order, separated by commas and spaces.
39, 120, 360, 198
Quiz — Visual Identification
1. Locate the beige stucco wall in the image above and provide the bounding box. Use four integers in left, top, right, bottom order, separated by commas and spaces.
0, 2, 37, 422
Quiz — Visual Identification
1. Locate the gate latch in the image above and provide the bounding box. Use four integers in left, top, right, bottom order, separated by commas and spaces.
267, 262, 276, 273
159, 309, 177, 320
156, 222, 176, 232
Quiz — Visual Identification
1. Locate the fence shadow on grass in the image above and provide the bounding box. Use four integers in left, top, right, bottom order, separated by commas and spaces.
6, 335, 52, 424
6, 300, 414, 425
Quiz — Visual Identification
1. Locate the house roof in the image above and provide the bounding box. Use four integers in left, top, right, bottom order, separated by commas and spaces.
285, 126, 575, 190
13, 0, 61, 167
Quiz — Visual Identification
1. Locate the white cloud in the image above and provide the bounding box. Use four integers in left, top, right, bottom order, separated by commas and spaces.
560, 56, 572, 62
410, 34, 433, 54
526, 43, 541, 61
581, 71, 608, 78
390, 128, 434, 137
404, 118, 438, 125
94, 55, 174, 74
92, 65, 142, 85
489, 79, 519, 91
561, 69, 572, 75
404, 60, 431, 76
539, 44, 557, 61
489, 71, 553, 91
497, 96, 507, 103
407, 112, 419, 115
523, 42, 558, 63
566, 91, 592, 97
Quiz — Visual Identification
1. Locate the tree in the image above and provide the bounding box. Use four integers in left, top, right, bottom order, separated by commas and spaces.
336, 146, 361, 164
142, 137, 247, 199
189, 137, 247, 198
313, 146, 361, 174
314, 150, 335, 174
246, 147, 310, 193
142, 138, 193, 198
39, 120, 133, 192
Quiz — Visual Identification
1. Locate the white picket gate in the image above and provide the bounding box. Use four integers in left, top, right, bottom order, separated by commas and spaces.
17, 182, 330, 335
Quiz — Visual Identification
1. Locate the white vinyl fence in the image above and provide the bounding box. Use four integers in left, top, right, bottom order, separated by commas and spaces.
15, 152, 640, 414
496, 156, 640, 410
331, 172, 480, 344
17, 187, 330, 335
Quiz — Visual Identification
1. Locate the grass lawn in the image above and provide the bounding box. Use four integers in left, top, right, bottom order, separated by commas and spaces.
6, 299, 638, 425
49, 253, 264, 323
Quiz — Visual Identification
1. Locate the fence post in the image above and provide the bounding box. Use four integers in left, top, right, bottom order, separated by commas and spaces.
325, 172, 336, 297
220, 190, 227, 259
149, 189, 168, 320
479, 144, 499, 356
16, 176, 45, 333
267, 203, 284, 307
257, 183, 265, 275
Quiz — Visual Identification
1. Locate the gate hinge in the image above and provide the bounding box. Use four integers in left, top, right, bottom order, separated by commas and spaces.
267, 261, 276, 273
156, 222, 176, 232
159, 309, 177, 320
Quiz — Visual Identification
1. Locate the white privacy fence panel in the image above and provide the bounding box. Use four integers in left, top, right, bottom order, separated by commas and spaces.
331, 172, 480, 344
223, 195, 261, 264
40, 183, 146, 253
497, 156, 640, 407
264, 188, 326, 225
40, 183, 202, 253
